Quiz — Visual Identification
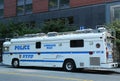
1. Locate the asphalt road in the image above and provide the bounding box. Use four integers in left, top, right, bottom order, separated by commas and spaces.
0, 65, 120, 81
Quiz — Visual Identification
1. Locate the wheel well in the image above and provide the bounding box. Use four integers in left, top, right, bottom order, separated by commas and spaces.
63, 58, 76, 67
12, 58, 19, 64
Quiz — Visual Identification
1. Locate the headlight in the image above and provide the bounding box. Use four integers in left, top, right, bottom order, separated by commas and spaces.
3, 47, 9, 51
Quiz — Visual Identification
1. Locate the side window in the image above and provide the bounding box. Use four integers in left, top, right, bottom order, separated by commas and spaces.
36, 42, 41, 49
70, 40, 84, 47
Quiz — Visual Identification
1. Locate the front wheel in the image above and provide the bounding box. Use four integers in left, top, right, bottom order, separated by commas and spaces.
63, 60, 76, 72
12, 59, 19, 68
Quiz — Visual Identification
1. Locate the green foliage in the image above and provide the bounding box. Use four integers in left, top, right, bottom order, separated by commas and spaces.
41, 20, 76, 33
107, 20, 120, 44
0, 23, 10, 37
0, 20, 76, 38
0, 22, 41, 38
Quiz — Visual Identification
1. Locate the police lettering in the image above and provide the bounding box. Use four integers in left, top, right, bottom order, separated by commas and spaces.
15, 45, 30, 50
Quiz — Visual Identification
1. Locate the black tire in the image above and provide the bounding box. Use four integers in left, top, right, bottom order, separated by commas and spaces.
63, 60, 76, 72
12, 59, 19, 68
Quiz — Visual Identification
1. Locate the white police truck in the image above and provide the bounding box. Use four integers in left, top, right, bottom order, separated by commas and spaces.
2, 27, 118, 71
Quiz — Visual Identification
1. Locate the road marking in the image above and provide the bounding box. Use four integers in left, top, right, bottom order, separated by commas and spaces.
0, 72, 93, 81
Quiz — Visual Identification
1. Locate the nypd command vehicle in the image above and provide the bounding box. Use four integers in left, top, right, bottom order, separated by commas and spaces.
2, 27, 118, 71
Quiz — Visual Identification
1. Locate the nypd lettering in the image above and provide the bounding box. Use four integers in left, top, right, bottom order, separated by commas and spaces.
22, 55, 33, 58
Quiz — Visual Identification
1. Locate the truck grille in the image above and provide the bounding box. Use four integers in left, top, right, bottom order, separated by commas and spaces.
90, 57, 100, 66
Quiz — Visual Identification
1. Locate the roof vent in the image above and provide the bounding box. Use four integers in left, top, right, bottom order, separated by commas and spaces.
47, 32, 58, 37
76, 28, 93, 33
98, 27, 106, 33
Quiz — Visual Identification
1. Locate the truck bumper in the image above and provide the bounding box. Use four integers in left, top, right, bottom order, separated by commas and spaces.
101, 63, 118, 68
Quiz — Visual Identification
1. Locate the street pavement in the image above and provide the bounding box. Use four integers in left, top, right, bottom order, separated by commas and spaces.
0, 63, 120, 81
0, 62, 120, 73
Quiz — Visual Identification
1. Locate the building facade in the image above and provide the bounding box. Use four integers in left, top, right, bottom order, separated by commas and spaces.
0, 0, 120, 28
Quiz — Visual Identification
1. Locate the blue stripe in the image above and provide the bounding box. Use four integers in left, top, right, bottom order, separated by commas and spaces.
20, 60, 64, 63
3, 51, 104, 55
3, 52, 37, 54
3, 51, 89, 55
41, 52, 89, 54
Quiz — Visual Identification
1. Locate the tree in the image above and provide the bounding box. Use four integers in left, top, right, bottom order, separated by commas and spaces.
0, 20, 77, 38
0, 22, 41, 38
41, 19, 76, 33
107, 20, 120, 43
0, 23, 12, 38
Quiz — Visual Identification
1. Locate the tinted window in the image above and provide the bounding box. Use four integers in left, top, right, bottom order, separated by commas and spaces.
70, 40, 84, 47
36, 42, 41, 49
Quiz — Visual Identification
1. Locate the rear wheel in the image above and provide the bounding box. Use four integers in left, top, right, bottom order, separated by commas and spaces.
63, 60, 76, 72
12, 59, 19, 68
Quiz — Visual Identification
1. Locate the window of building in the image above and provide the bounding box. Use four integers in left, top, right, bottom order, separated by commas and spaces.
114, 7, 120, 20
0, 0, 4, 18
60, 0, 69, 9
49, 0, 58, 9
17, 0, 32, 16
0, 9, 3, 18
0, 0, 4, 5
36, 42, 41, 49
25, 4, 32, 14
17, 0, 24, 5
49, 0, 70, 10
111, 5, 120, 21
70, 40, 84, 48
17, 6, 24, 15
26, 0, 32, 4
